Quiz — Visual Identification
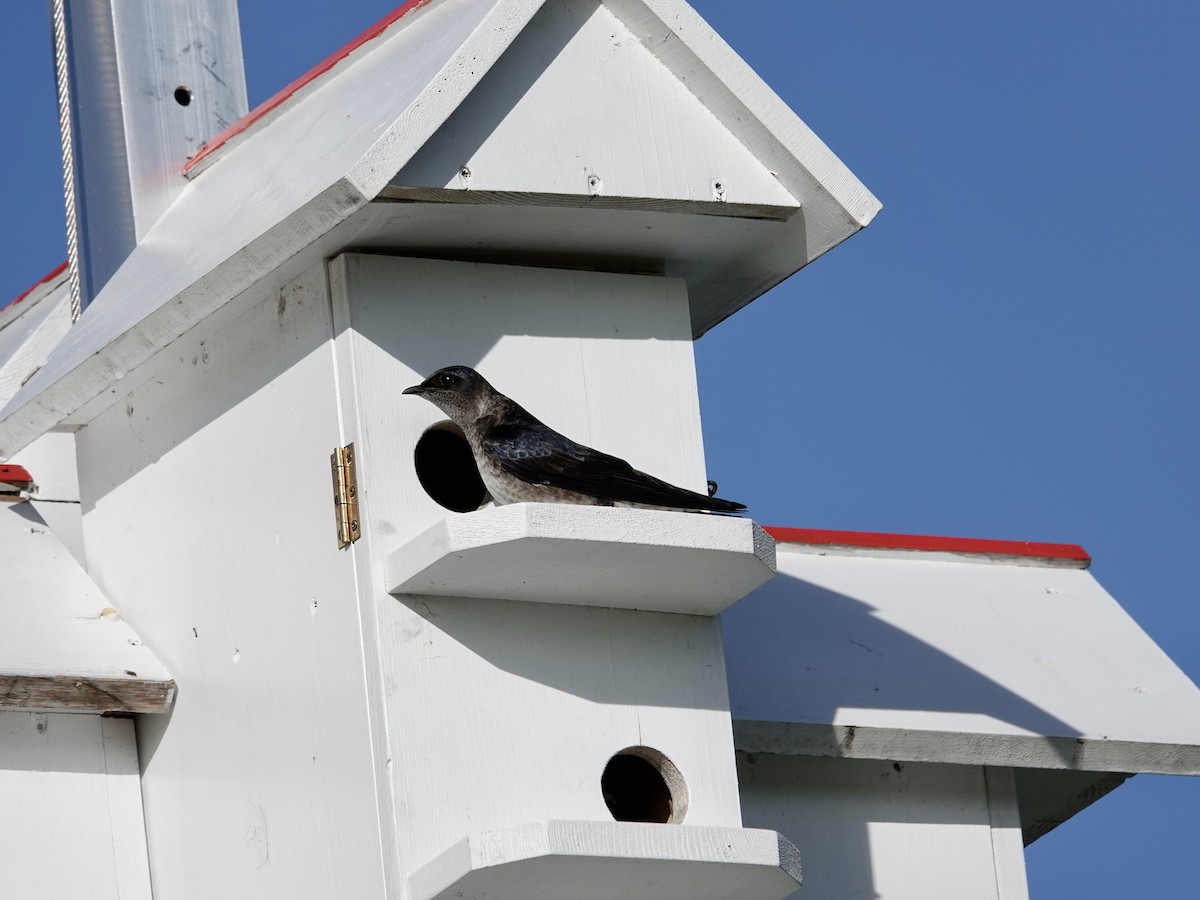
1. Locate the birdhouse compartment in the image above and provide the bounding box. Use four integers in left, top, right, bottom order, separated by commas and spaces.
322, 250, 773, 874
62, 238, 789, 896
326, 251, 711, 548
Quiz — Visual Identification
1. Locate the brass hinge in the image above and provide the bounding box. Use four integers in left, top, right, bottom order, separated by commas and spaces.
331, 443, 361, 548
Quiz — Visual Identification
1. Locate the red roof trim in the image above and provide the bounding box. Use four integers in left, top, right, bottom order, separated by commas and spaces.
3, 261, 68, 313
184, 0, 435, 174
764, 526, 1090, 564
0, 464, 34, 487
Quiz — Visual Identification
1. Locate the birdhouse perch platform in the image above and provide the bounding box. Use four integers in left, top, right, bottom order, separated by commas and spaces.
408, 820, 803, 900
385, 503, 776, 615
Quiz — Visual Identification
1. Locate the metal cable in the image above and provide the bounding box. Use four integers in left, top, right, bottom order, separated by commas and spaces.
51, 0, 83, 323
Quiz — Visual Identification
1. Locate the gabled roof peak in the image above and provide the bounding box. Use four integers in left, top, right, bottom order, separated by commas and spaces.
0, 0, 878, 458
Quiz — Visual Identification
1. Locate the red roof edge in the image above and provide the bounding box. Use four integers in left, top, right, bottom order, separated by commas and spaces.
3, 261, 68, 314
764, 526, 1091, 565
0, 464, 34, 487
184, 0, 435, 174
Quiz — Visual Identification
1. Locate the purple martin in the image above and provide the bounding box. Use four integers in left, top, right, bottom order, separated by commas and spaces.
403, 365, 745, 513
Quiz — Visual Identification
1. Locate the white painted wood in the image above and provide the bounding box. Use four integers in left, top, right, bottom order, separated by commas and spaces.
0, 279, 72, 412
23, 497, 86, 570
376, 561, 747, 874
361, 196, 807, 336
734, 720, 1200, 776
100, 717, 159, 900
0, 0, 876, 457
327, 251, 748, 878
606, 0, 880, 225
30, 241, 768, 895
12, 431, 86, 566
75, 264, 388, 899
738, 753, 1017, 900
0, 501, 173, 713
409, 820, 803, 900
386, 503, 775, 614
723, 543, 1200, 774
0, 264, 68, 332
327, 262, 407, 899
735, 721, 1142, 845
380, 186, 796, 220
0, 711, 153, 900
12, 430, 79, 502
397, 0, 798, 207
984, 767, 1030, 900
1012, 767, 1128, 845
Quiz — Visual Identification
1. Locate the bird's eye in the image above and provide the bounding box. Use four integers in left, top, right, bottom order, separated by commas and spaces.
438, 373, 455, 387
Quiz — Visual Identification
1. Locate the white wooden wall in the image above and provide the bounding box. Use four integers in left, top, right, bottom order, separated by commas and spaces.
328, 252, 710, 548
67, 250, 741, 896
75, 263, 387, 899
0, 281, 72, 413
11, 431, 85, 566
0, 498, 172, 713
67, 251, 764, 895
330, 253, 744, 877
738, 753, 1030, 900
0, 712, 152, 900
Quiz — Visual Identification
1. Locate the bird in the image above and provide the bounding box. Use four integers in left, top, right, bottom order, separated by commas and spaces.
403, 365, 745, 513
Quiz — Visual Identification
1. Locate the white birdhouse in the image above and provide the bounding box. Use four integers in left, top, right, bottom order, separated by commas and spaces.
0, 1, 876, 897
3, 2, 1198, 900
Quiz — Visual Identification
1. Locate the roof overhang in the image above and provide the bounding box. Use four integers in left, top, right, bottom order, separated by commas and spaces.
0, 0, 878, 458
724, 530, 1200, 841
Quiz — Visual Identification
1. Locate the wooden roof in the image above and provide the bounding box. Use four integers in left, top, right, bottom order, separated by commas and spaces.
0, 265, 72, 414
725, 537, 1200, 776
0, 0, 878, 458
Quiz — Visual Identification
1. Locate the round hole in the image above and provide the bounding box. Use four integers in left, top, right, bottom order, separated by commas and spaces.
601, 746, 688, 824
174, 85, 193, 106
414, 422, 488, 513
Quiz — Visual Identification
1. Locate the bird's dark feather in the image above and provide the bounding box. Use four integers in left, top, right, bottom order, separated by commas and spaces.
480, 404, 745, 513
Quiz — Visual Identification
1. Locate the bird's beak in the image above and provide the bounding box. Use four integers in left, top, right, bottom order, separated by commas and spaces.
402, 384, 427, 395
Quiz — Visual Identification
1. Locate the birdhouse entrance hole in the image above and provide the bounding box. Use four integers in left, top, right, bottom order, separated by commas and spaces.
601, 746, 688, 824
414, 421, 488, 513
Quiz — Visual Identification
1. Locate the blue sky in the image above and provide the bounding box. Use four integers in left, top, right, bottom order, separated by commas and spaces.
2, 1, 1197, 896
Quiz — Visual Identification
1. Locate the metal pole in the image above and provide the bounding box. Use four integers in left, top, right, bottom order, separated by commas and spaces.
48, 0, 248, 314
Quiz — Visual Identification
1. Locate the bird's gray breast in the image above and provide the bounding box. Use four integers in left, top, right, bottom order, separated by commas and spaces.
474, 449, 605, 506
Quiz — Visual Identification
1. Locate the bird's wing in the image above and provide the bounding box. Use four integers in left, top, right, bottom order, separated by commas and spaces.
481, 420, 744, 512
